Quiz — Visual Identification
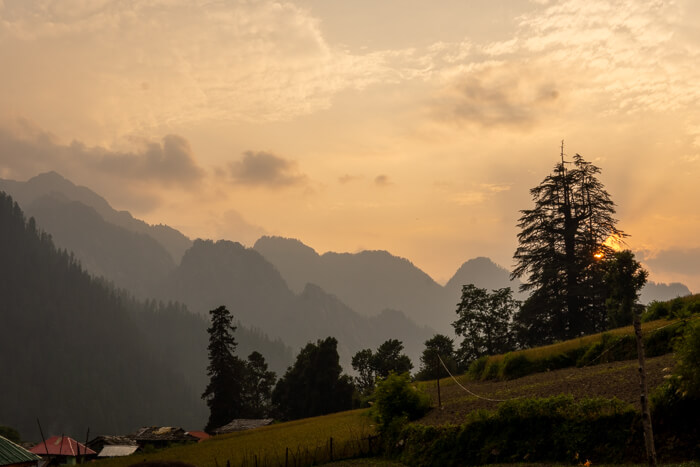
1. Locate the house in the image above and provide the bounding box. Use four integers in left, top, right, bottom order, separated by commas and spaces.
212, 419, 274, 435
0, 435, 41, 467
29, 435, 95, 465
128, 427, 198, 449
87, 435, 139, 458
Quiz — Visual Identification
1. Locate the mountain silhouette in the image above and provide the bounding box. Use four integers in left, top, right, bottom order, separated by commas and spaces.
254, 237, 524, 334
161, 239, 434, 368
0, 171, 192, 263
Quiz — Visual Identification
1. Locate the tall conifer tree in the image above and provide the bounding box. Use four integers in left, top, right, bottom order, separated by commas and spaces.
512, 148, 623, 345
202, 305, 245, 432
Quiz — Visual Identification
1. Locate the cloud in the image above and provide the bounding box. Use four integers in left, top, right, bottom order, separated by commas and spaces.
374, 174, 391, 186
0, 118, 205, 211
431, 62, 560, 127
0, 121, 204, 186
642, 247, 700, 277
230, 151, 307, 188
89, 135, 204, 186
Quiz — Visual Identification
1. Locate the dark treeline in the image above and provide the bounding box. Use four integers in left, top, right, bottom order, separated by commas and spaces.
0, 191, 204, 438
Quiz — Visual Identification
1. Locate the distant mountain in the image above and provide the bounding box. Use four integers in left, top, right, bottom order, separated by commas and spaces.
254, 236, 451, 332
639, 281, 692, 305
444, 256, 524, 301
254, 237, 523, 334
0, 171, 192, 262
0, 192, 206, 439
162, 239, 434, 368
25, 193, 175, 298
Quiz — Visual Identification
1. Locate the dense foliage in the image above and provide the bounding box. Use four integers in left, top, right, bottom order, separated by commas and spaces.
415, 334, 457, 381
0, 192, 206, 438
512, 152, 623, 345
351, 339, 413, 395
272, 337, 354, 420
453, 285, 519, 364
370, 372, 430, 433
392, 396, 639, 466
603, 250, 648, 328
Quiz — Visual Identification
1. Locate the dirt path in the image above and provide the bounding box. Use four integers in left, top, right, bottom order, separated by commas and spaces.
418, 354, 675, 426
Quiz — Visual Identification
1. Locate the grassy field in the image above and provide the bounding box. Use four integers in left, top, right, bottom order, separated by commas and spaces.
93, 409, 376, 467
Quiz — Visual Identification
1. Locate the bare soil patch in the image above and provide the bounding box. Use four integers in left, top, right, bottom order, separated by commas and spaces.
418, 354, 675, 426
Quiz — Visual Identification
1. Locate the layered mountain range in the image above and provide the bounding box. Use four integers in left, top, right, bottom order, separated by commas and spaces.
0, 172, 691, 366
0, 171, 693, 439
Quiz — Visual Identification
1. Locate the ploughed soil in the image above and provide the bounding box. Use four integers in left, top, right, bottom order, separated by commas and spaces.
418, 354, 675, 426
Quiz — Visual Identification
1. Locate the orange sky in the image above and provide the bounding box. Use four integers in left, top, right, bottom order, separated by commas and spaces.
1, 0, 698, 291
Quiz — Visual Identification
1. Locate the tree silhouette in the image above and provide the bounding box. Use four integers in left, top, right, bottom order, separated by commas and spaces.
512, 148, 623, 345
604, 250, 648, 328
416, 334, 457, 381
202, 305, 245, 432
241, 351, 276, 418
453, 285, 518, 363
271, 337, 354, 420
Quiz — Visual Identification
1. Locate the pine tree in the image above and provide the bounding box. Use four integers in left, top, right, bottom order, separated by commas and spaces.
241, 351, 276, 418
512, 147, 623, 345
202, 305, 245, 432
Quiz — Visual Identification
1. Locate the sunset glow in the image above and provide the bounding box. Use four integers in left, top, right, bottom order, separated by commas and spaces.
0, 0, 698, 292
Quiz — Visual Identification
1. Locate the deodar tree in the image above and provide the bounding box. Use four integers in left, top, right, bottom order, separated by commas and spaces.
202, 305, 246, 432
512, 149, 624, 345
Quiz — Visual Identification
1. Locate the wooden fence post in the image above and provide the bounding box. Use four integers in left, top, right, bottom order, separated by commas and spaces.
634, 313, 657, 467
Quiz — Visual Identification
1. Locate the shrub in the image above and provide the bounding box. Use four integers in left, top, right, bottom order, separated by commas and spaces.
673, 319, 700, 398
499, 352, 534, 380
467, 355, 488, 379
394, 396, 638, 466
370, 372, 430, 433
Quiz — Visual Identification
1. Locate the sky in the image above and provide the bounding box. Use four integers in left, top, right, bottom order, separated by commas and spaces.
0, 0, 699, 292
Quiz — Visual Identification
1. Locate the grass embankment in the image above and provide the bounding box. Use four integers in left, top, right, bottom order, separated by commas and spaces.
464, 317, 695, 382
94, 409, 376, 467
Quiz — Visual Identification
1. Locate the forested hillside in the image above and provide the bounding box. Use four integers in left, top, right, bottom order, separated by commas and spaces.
0, 192, 207, 439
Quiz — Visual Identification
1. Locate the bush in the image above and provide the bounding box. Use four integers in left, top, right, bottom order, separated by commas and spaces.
394, 396, 638, 466
499, 353, 534, 380
673, 319, 700, 398
467, 355, 488, 379
370, 372, 430, 433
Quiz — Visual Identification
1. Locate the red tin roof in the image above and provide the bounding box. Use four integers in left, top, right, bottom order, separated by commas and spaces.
30, 436, 96, 456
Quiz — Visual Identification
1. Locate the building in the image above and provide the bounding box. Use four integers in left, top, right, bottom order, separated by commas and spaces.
0, 435, 41, 467
29, 436, 95, 465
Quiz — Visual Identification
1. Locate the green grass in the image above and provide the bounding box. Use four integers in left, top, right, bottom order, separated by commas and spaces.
93, 409, 376, 467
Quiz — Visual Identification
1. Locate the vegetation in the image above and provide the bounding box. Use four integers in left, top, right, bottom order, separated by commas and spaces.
272, 337, 355, 421
202, 305, 247, 432
603, 250, 648, 328
370, 373, 430, 434
415, 334, 457, 381
351, 340, 413, 395
242, 351, 276, 418
453, 285, 519, 364
0, 192, 206, 437
512, 152, 624, 346
467, 317, 690, 381
393, 395, 639, 466
643, 293, 700, 322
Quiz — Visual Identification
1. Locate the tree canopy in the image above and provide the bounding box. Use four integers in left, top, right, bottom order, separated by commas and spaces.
453, 285, 518, 363
272, 337, 354, 421
512, 150, 623, 345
